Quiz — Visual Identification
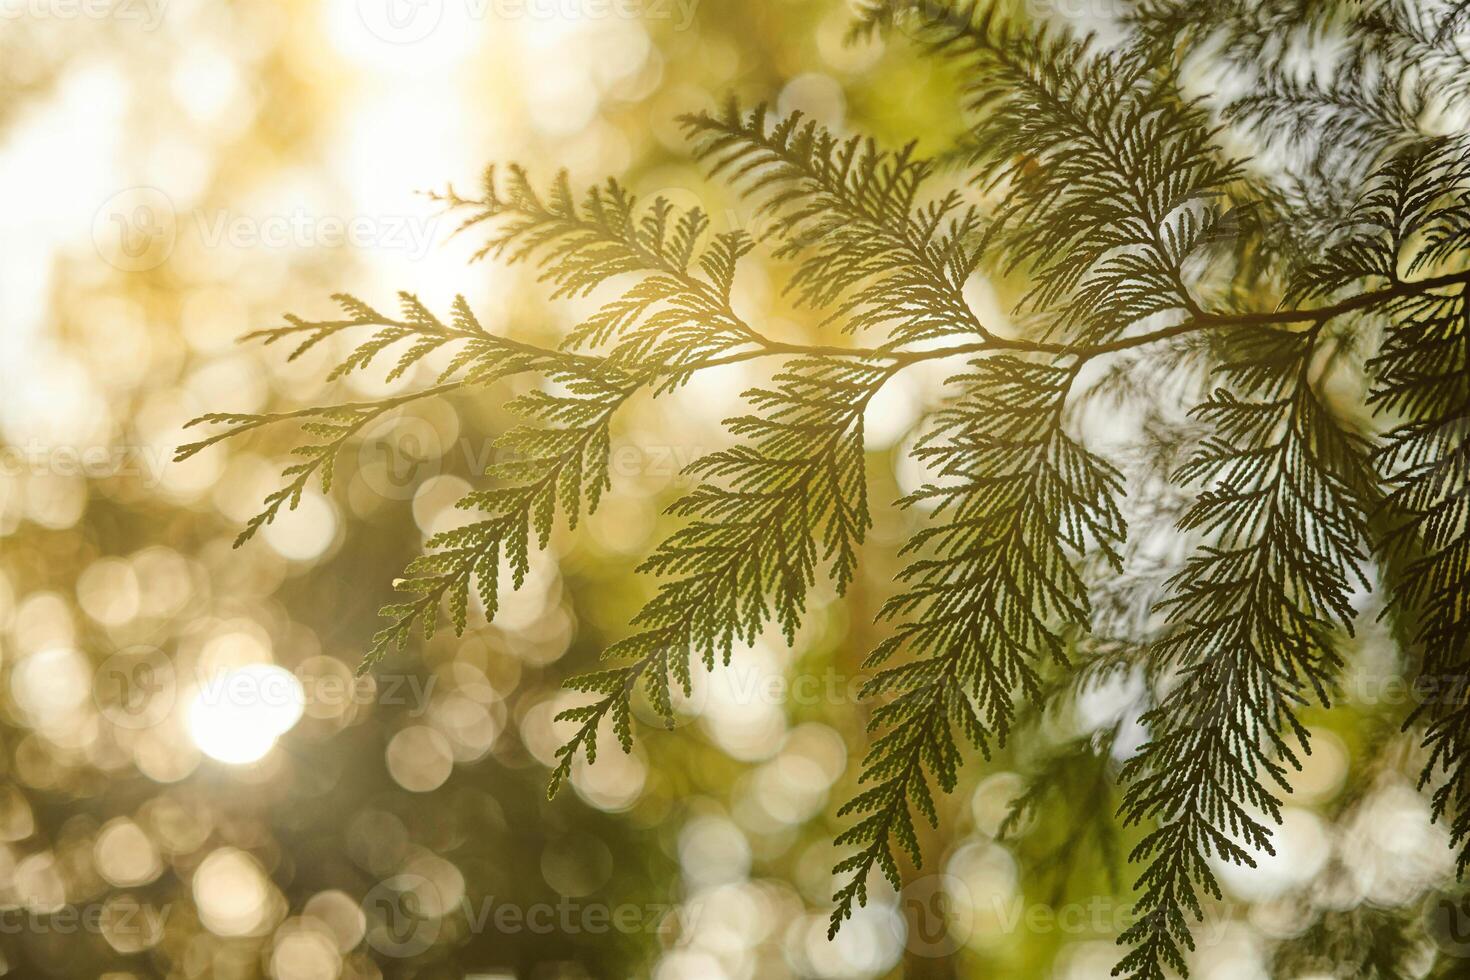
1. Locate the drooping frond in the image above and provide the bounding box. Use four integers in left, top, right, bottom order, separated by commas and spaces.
1271, 904, 1422, 980
1000, 725, 1126, 903
828, 355, 1125, 935
549, 357, 887, 795
1355, 0, 1470, 103
1226, 63, 1428, 171
364, 365, 636, 671
1278, 142, 1470, 306
360, 171, 819, 671
1373, 281, 1470, 870
1116, 326, 1377, 980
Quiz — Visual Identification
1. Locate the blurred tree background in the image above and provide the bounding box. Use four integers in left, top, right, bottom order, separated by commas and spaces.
2, 0, 1467, 978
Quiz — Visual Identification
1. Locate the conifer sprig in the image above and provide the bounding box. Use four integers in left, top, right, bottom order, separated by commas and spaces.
175, 291, 587, 548
840, 5, 1470, 974
362, 365, 639, 672
1375, 282, 1470, 871
178, 3, 1470, 974
433, 164, 773, 382
860, 1, 1242, 341
829, 355, 1126, 934
1363, 142, 1470, 867
1114, 325, 1377, 979
680, 103, 990, 346
551, 357, 891, 796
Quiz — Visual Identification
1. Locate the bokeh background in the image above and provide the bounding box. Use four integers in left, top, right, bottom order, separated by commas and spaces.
1, 0, 1465, 977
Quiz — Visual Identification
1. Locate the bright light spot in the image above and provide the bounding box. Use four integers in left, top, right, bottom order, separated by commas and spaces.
194, 847, 274, 937
10, 648, 91, 730
95, 818, 162, 887
777, 73, 845, 128
271, 926, 342, 980
678, 816, 750, 889
187, 665, 305, 764
261, 490, 337, 561
1212, 806, 1331, 901
863, 370, 921, 450
385, 726, 453, 792
325, 0, 479, 71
